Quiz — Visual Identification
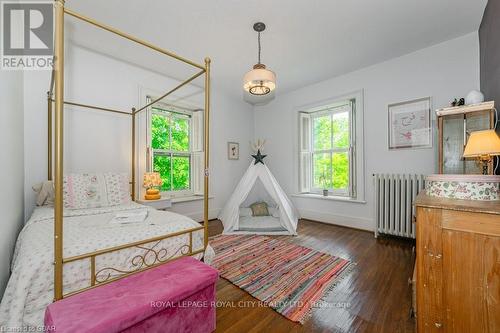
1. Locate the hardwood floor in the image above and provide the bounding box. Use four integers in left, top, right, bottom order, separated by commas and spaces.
208, 219, 416, 333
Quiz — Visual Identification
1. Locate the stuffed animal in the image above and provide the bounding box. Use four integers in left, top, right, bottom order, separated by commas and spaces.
32, 181, 55, 206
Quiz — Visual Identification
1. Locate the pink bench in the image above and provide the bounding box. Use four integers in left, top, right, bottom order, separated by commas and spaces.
45, 256, 218, 333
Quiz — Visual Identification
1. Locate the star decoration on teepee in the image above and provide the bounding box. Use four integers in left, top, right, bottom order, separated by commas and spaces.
251, 149, 267, 165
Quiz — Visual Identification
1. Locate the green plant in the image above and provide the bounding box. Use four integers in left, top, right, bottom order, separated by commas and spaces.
151, 112, 190, 192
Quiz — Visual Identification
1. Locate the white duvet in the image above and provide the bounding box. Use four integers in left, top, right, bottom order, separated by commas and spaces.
0, 203, 213, 330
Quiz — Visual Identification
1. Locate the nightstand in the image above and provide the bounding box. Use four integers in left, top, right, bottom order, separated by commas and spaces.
135, 197, 172, 210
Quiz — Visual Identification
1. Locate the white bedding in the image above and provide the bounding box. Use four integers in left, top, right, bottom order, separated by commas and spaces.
0, 203, 213, 330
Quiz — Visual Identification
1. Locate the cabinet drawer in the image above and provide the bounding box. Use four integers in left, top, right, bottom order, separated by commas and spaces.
442, 210, 500, 237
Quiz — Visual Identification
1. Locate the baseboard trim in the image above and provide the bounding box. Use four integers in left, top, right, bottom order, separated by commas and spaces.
298, 208, 374, 231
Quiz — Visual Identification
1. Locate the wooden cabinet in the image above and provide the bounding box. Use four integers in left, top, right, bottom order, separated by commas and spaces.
415, 193, 500, 332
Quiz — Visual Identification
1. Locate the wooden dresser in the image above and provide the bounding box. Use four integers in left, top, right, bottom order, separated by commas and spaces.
415, 193, 500, 332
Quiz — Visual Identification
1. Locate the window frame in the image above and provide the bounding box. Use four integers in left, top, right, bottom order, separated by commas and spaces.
300, 99, 357, 198
310, 105, 353, 196
150, 104, 193, 196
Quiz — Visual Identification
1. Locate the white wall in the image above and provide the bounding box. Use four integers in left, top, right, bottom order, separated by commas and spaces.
0, 69, 25, 297
254, 33, 480, 231
23, 43, 254, 221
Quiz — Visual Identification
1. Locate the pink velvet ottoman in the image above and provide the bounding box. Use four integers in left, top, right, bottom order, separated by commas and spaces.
44, 256, 218, 333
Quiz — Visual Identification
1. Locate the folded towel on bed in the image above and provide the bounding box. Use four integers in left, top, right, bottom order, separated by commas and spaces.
110, 209, 149, 224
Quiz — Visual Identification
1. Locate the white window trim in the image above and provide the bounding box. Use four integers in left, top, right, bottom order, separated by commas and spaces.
295, 90, 365, 201
137, 87, 205, 201
309, 103, 353, 197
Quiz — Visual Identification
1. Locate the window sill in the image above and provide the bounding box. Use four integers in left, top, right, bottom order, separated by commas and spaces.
169, 195, 213, 204
292, 193, 366, 204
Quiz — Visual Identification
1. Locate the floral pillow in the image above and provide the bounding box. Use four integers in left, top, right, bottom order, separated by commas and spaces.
63, 173, 108, 209
104, 172, 131, 206
63, 173, 132, 209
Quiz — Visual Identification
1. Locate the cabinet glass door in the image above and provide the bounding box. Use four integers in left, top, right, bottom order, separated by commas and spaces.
442, 114, 464, 174
441, 111, 491, 174
465, 111, 491, 174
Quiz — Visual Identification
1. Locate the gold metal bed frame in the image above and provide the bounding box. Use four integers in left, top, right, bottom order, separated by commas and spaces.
48, 0, 211, 301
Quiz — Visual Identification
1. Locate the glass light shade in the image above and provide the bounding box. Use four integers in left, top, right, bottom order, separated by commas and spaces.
243, 64, 276, 95
463, 130, 500, 157
143, 172, 163, 188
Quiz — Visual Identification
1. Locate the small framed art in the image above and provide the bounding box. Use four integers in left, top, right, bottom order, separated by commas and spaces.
228, 142, 239, 160
388, 97, 432, 150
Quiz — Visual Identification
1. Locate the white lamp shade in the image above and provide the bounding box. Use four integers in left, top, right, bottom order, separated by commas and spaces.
243, 66, 276, 95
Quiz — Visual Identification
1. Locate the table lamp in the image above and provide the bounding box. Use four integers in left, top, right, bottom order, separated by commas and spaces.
463, 129, 500, 175
143, 172, 163, 200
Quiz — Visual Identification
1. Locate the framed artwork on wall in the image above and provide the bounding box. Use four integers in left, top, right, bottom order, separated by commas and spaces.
388, 97, 432, 150
228, 142, 239, 160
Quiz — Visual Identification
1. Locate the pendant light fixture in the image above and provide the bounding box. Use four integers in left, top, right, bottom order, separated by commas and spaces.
243, 22, 276, 96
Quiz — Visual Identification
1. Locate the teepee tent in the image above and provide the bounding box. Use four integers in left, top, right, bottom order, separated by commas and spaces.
219, 160, 299, 235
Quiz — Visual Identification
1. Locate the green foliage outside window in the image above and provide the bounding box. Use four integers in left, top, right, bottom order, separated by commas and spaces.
153, 155, 171, 190
312, 111, 350, 190
151, 108, 190, 192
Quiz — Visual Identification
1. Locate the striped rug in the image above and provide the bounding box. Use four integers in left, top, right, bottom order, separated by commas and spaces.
210, 234, 354, 323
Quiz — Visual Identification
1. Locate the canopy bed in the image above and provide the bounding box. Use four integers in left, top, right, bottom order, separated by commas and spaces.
0, 0, 211, 328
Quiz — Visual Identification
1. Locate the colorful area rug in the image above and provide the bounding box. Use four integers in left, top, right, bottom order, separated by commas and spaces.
210, 234, 354, 323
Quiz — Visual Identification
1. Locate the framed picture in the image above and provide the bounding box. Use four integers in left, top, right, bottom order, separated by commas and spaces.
388, 97, 432, 150
228, 142, 239, 160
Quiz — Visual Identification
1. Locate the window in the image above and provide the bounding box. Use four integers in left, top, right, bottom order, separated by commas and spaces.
299, 100, 356, 197
151, 107, 191, 192
143, 94, 204, 199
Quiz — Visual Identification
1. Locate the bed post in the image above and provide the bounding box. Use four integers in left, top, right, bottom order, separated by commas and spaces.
47, 91, 52, 180
203, 57, 211, 248
53, 0, 65, 301
131, 108, 136, 201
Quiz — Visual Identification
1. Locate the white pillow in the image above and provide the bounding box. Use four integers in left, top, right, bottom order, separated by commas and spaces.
239, 207, 253, 217
268, 206, 280, 218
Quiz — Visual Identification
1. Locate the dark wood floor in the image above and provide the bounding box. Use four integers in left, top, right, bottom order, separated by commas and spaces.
208, 219, 415, 333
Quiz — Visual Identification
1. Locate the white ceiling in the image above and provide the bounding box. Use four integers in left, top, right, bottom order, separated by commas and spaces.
65, 0, 487, 100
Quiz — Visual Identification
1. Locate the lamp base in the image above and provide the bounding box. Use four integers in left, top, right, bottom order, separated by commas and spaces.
477, 155, 493, 175
482, 161, 489, 175
145, 188, 161, 200
145, 194, 161, 200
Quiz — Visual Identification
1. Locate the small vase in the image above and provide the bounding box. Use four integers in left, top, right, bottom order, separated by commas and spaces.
322, 189, 329, 197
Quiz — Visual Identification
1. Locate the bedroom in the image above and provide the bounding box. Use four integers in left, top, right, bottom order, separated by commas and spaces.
1, 0, 499, 332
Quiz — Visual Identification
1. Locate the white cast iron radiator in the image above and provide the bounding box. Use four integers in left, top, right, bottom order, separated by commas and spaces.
373, 174, 426, 239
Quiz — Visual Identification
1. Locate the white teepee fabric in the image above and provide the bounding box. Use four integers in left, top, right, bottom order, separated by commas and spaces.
219, 162, 299, 235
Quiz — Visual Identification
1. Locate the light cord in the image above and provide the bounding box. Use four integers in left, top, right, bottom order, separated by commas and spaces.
257, 31, 261, 64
